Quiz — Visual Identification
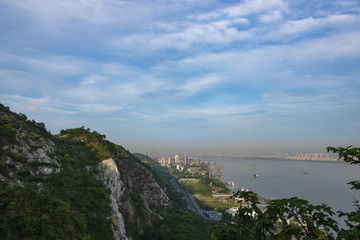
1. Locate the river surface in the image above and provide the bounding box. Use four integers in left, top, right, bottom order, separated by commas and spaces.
201, 157, 360, 213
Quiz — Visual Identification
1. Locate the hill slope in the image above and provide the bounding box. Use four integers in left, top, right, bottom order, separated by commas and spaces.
0, 104, 169, 239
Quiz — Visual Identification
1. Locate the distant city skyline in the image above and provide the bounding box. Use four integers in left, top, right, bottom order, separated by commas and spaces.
0, 0, 359, 154
152, 151, 339, 162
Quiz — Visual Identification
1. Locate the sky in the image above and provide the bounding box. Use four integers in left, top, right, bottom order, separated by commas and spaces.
0, 0, 359, 155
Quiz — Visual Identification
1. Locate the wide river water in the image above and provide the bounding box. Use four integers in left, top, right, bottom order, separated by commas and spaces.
201, 156, 360, 214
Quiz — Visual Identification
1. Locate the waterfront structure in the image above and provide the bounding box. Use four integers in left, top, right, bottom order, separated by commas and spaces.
179, 178, 199, 183
211, 193, 243, 203
226, 181, 235, 187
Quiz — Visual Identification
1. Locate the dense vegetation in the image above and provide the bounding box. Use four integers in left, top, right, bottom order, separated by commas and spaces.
135, 153, 219, 240
209, 146, 360, 240
0, 104, 113, 239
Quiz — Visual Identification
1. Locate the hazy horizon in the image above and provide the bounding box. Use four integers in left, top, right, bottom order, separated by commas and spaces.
1, 0, 359, 155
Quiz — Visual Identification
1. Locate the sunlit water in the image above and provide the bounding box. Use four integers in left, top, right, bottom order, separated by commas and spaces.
201, 157, 360, 214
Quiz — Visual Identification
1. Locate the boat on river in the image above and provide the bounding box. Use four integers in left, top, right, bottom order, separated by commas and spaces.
226, 181, 235, 187
254, 174, 260, 178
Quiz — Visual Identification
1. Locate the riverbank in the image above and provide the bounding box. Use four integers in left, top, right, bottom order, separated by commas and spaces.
203, 156, 360, 213
178, 177, 239, 211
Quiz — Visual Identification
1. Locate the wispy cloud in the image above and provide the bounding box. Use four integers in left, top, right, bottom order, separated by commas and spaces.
1, 0, 360, 153
0, 94, 75, 114
264, 14, 359, 41
259, 10, 283, 23
223, 0, 287, 18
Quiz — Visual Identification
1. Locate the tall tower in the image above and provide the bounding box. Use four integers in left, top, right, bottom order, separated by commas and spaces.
184, 154, 188, 165
216, 166, 222, 179
175, 155, 179, 164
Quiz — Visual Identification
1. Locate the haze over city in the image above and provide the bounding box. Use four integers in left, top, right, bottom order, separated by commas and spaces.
0, 0, 359, 155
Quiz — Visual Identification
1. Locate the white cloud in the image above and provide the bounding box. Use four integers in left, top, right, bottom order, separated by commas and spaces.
259, 10, 282, 23
109, 2, 360, 53
113, 17, 252, 50
264, 14, 359, 41
130, 103, 264, 124
81, 74, 107, 85
223, 0, 286, 18
1, 0, 360, 152
194, 11, 222, 21
156, 29, 360, 78
0, 93, 127, 115
108, 117, 125, 121
0, 51, 94, 76
0, 94, 75, 114
6, 0, 147, 26
336, 0, 360, 8
74, 103, 123, 113
261, 90, 360, 114
178, 74, 223, 94
168, 105, 262, 119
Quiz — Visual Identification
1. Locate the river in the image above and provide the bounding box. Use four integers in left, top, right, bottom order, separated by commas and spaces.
201, 157, 360, 214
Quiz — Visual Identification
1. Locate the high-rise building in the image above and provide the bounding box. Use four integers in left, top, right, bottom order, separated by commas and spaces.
175, 155, 179, 164
193, 157, 200, 165
158, 157, 166, 166
184, 154, 188, 165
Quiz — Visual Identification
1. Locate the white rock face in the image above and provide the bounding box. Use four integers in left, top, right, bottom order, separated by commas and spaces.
98, 158, 129, 240
2, 136, 60, 180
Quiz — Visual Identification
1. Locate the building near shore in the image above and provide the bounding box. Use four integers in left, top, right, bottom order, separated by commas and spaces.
212, 193, 243, 203
179, 178, 199, 183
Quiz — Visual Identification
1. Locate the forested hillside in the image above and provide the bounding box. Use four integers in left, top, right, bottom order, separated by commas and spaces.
0, 104, 170, 239
0, 104, 113, 239
0, 103, 217, 240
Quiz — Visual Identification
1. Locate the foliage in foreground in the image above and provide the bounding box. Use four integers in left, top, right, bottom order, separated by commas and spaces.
327, 146, 360, 240
210, 190, 339, 240
209, 146, 360, 240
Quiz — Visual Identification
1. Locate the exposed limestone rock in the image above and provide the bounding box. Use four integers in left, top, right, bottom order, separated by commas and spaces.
97, 156, 171, 238
98, 158, 129, 240
115, 155, 170, 234
1, 132, 59, 182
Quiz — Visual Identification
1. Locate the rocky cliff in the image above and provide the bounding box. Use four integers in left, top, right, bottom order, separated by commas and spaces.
98, 158, 128, 240
0, 105, 59, 184
0, 104, 170, 239
59, 127, 171, 239
97, 154, 171, 239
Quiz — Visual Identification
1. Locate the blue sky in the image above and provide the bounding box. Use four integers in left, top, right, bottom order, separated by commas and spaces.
0, 0, 359, 155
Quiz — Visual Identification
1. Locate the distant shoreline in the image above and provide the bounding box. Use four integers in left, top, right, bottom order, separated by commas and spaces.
200, 155, 341, 163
